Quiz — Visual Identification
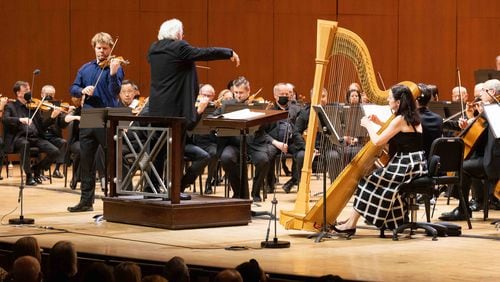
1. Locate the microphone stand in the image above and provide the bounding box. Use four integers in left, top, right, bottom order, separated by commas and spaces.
9, 84, 45, 225
9, 97, 46, 224
261, 105, 291, 248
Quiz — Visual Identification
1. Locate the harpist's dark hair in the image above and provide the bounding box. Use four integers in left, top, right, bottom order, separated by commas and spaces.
391, 84, 420, 126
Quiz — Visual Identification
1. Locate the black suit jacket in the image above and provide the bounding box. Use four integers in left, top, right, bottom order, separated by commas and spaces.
148, 39, 233, 130
419, 107, 443, 158
3, 100, 54, 153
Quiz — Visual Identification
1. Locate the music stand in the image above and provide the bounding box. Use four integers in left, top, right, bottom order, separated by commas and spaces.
307, 105, 344, 242
474, 69, 500, 84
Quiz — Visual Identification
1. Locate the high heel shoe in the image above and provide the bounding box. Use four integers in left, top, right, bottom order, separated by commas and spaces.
331, 224, 356, 239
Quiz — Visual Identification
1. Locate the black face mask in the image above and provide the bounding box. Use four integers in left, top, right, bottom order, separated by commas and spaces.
45, 95, 53, 101
278, 96, 289, 106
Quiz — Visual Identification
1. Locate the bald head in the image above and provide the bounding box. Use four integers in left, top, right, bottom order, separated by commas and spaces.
199, 84, 216, 101
496, 55, 500, 71
451, 86, 468, 102
12, 256, 42, 282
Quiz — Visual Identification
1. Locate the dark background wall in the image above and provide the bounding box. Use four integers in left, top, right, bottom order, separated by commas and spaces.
0, 0, 498, 102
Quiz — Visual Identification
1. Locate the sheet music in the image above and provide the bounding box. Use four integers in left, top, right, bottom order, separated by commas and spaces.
483, 104, 500, 138
220, 108, 265, 120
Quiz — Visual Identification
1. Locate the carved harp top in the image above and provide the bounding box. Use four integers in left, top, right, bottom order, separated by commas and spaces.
280, 20, 419, 232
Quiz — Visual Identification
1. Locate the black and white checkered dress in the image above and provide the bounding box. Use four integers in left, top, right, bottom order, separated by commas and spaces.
353, 132, 427, 230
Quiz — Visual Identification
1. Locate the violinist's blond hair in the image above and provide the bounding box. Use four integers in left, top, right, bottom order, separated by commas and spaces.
91, 32, 114, 48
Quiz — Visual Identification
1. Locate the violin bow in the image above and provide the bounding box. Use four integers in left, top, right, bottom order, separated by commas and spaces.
457, 68, 465, 119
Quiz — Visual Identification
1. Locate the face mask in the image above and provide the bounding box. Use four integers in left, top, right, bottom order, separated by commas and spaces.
45, 95, 53, 101
278, 96, 289, 106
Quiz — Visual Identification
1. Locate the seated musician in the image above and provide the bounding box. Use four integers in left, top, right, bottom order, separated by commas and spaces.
416, 83, 443, 158
3, 81, 61, 185
451, 86, 468, 103
286, 88, 339, 193
191, 84, 219, 194
118, 80, 138, 108
39, 85, 69, 179
332, 84, 427, 237
265, 82, 301, 193
439, 79, 500, 220
0, 96, 9, 180
213, 76, 272, 202
336, 86, 369, 166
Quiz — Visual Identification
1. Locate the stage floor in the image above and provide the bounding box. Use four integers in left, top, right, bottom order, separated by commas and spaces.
0, 171, 499, 281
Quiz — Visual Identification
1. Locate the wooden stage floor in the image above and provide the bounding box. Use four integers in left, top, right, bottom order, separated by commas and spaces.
0, 171, 499, 281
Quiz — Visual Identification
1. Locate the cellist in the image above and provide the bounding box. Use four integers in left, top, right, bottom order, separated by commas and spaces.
439, 79, 500, 221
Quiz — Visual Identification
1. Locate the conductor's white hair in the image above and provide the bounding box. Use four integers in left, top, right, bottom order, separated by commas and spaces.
158, 18, 183, 40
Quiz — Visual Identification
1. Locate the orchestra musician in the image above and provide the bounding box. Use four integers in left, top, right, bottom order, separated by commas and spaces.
416, 83, 443, 158
3, 81, 61, 186
67, 32, 125, 212
118, 80, 138, 108
439, 79, 500, 220
146, 18, 239, 200
332, 84, 427, 237
39, 85, 69, 179
265, 83, 301, 193
213, 76, 272, 202
286, 88, 339, 193
191, 84, 219, 194
0, 96, 9, 180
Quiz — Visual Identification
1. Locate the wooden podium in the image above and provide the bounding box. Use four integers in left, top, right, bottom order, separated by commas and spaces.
102, 115, 252, 229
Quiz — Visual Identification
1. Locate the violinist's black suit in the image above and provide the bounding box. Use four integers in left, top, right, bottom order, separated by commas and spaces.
3, 100, 59, 182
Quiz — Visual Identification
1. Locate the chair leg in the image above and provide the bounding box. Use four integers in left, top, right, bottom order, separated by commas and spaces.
456, 185, 472, 229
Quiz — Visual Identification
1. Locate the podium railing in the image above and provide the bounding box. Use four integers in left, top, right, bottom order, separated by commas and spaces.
106, 115, 186, 204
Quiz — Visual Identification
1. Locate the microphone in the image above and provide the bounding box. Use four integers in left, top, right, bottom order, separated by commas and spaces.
31, 68, 40, 97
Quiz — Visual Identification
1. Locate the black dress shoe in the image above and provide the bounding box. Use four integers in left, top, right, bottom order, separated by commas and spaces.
204, 183, 213, 194
25, 177, 37, 186
469, 198, 483, 212
67, 203, 93, 212
282, 179, 296, 193
331, 224, 356, 239
52, 170, 64, 178
252, 195, 262, 202
439, 207, 470, 221
180, 193, 192, 200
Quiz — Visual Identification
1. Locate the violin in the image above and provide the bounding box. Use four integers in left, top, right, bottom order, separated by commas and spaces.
98, 55, 130, 69
26, 98, 69, 113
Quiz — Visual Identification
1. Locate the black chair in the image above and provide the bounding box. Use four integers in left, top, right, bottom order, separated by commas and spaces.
392, 137, 472, 241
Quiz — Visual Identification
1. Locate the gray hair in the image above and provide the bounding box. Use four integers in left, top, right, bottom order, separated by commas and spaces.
484, 79, 500, 95
158, 18, 183, 40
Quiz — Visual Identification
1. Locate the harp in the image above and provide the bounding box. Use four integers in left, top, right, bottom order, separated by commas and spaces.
279, 20, 419, 232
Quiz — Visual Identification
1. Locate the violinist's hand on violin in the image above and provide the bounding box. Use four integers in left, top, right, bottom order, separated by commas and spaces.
109, 57, 121, 75
82, 86, 95, 97
50, 108, 62, 119
196, 96, 210, 115
19, 117, 32, 125
231, 51, 240, 67
0, 97, 8, 107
